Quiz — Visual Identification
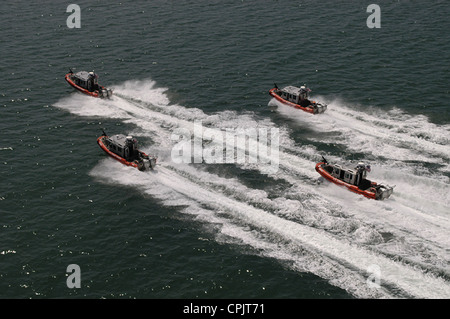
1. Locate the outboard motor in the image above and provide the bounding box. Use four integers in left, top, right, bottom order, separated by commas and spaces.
106, 88, 113, 98
137, 156, 157, 171
378, 184, 394, 200
138, 158, 150, 171
315, 103, 327, 114
149, 156, 157, 169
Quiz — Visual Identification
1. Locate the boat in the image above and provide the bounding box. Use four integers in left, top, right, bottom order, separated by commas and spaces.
269, 84, 327, 114
65, 69, 113, 98
97, 131, 157, 171
315, 156, 394, 200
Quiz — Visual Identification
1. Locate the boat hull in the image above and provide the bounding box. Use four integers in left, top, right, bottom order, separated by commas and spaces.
97, 136, 155, 170
315, 161, 379, 200
65, 73, 111, 98
269, 88, 326, 114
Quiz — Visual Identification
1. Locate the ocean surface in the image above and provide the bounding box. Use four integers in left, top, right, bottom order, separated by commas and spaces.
1, 0, 449, 299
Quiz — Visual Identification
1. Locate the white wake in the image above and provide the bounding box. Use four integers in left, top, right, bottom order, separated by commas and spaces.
54, 79, 450, 298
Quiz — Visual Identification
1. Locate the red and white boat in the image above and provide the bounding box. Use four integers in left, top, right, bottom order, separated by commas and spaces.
97, 131, 157, 171
315, 156, 394, 200
269, 84, 327, 114
65, 69, 112, 98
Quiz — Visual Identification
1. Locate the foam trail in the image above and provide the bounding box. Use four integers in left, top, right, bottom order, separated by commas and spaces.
114, 85, 450, 279
272, 97, 450, 169
91, 159, 450, 299
117, 94, 450, 239
54, 79, 450, 298
111, 82, 450, 253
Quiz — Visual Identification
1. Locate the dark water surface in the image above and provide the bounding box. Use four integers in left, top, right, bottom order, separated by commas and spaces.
1, 1, 449, 299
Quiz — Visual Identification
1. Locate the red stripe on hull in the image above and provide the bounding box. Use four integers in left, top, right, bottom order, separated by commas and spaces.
97, 136, 139, 168
269, 88, 315, 114
315, 162, 377, 200
65, 73, 103, 98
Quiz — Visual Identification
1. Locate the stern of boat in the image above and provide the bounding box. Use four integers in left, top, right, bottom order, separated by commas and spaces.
376, 184, 394, 200
149, 156, 157, 169
314, 102, 327, 114
99, 88, 113, 99
138, 155, 157, 171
